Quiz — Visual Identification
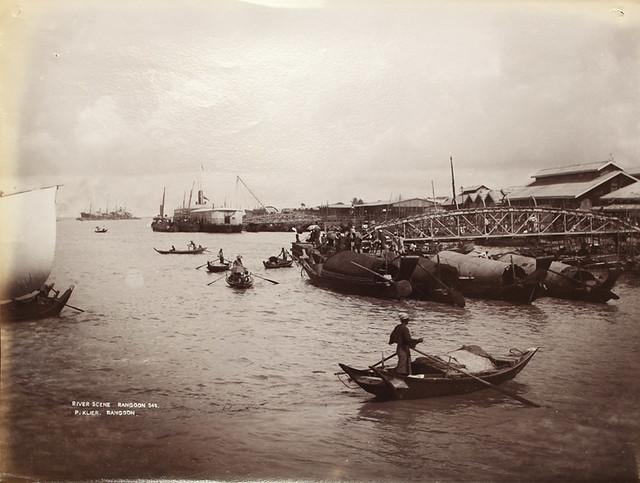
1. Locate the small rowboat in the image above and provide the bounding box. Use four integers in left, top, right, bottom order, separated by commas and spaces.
95, 227, 108, 233
226, 272, 254, 288
154, 247, 207, 255
1, 286, 75, 322
339, 346, 538, 401
207, 260, 231, 272
263, 256, 294, 269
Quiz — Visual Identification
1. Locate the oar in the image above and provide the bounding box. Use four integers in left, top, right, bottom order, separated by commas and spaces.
350, 261, 392, 282
207, 275, 226, 286
412, 347, 541, 408
195, 262, 208, 270
252, 273, 279, 285
350, 261, 411, 297
65, 304, 85, 313
372, 352, 397, 368
334, 352, 396, 376
415, 261, 465, 307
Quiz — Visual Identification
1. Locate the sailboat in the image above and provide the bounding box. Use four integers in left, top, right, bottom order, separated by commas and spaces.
0, 186, 74, 321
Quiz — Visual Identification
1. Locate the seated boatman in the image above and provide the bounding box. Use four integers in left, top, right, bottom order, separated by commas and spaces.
388, 312, 423, 376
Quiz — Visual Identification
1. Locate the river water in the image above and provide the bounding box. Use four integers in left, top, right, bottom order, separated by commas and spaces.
1, 219, 639, 481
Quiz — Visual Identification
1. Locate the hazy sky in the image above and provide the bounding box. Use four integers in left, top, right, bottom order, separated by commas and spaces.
1, 0, 639, 216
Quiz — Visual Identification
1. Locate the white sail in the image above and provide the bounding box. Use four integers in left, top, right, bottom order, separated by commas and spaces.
0, 186, 58, 301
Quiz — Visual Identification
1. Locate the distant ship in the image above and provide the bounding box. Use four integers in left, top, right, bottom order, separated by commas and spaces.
151, 187, 243, 233
77, 201, 139, 221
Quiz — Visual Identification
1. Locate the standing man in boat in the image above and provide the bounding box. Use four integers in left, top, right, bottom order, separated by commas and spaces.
389, 313, 423, 376
218, 249, 225, 264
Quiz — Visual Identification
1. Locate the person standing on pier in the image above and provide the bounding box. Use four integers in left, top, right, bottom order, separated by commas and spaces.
388, 313, 423, 376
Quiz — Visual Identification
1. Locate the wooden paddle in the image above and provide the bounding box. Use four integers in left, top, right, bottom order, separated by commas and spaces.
350, 261, 411, 298
195, 262, 208, 270
65, 304, 85, 312
207, 275, 226, 286
335, 353, 396, 376
252, 273, 279, 285
412, 347, 541, 408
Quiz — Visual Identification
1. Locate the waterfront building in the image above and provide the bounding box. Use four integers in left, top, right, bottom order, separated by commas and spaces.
599, 181, 640, 223
443, 185, 504, 209
505, 161, 637, 209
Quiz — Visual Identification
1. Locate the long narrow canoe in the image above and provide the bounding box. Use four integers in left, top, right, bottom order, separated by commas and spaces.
154, 247, 207, 255
339, 346, 538, 401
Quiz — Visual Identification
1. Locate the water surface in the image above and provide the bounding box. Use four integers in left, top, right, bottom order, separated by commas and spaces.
1, 219, 639, 481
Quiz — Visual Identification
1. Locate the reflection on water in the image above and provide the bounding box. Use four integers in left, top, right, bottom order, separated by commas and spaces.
0, 219, 639, 481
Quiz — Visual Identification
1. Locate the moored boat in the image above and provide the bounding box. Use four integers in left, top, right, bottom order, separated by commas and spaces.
493, 252, 619, 303
154, 247, 207, 255
339, 345, 539, 401
431, 251, 550, 304
298, 251, 413, 299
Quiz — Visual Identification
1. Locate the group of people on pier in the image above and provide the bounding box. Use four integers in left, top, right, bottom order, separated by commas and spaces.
306, 226, 413, 257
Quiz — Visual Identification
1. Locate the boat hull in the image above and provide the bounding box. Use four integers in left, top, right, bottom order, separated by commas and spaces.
300, 258, 410, 299
154, 247, 207, 255
207, 261, 230, 272
1, 286, 74, 322
226, 273, 254, 288
263, 259, 294, 269
339, 348, 538, 401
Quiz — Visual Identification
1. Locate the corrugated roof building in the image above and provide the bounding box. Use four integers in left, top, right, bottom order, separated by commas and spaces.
506, 161, 637, 209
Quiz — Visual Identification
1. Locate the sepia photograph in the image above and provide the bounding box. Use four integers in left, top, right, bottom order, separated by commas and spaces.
1, 0, 639, 481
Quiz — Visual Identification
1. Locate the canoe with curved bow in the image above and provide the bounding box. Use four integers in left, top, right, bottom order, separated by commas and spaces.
154, 247, 207, 255
339, 345, 538, 401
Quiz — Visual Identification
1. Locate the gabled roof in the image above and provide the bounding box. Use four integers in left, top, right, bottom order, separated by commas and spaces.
508, 171, 636, 200
443, 189, 503, 206
600, 181, 640, 200
460, 185, 490, 194
532, 161, 623, 179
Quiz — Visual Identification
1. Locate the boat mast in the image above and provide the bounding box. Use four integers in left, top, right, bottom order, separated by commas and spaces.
160, 187, 165, 217
450, 155, 458, 209
188, 180, 195, 209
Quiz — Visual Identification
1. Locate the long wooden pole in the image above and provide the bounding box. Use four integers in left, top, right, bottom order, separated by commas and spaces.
412, 347, 541, 408
415, 261, 465, 307
450, 155, 458, 209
